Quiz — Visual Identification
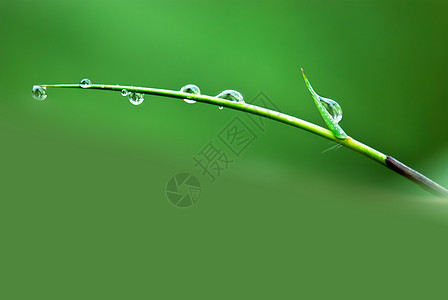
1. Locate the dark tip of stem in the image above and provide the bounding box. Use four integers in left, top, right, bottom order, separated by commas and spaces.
385, 156, 448, 198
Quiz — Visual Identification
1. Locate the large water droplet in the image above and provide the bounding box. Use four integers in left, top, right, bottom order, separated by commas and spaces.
129, 92, 144, 105
216, 90, 244, 103
32, 85, 47, 100
80, 78, 92, 88
121, 89, 129, 96
180, 84, 200, 104
319, 96, 343, 123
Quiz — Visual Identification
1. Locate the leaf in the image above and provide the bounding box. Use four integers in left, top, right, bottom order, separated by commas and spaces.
301, 68, 348, 139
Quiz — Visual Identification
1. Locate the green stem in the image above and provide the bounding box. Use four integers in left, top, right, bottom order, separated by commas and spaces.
37, 83, 448, 197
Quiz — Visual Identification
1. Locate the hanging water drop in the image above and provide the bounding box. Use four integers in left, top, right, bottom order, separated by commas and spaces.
180, 84, 200, 104
79, 78, 92, 88
216, 90, 244, 103
121, 89, 129, 96
32, 85, 47, 100
219, 106, 223, 110
319, 96, 343, 123
129, 92, 144, 105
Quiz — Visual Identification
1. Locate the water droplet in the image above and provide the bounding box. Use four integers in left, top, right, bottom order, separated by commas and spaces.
129, 92, 144, 105
216, 90, 244, 103
121, 89, 129, 96
79, 78, 92, 88
319, 96, 343, 123
32, 85, 47, 100
180, 84, 200, 104
219, 106, 223, 110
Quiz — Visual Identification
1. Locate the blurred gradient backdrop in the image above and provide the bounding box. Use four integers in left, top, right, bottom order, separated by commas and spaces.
1, 0, 448, 298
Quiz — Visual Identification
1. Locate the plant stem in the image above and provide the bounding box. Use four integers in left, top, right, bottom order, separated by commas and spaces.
37, 83, 448, 197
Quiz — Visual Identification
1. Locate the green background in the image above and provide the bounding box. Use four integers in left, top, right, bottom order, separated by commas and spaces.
1, 0, 448, 298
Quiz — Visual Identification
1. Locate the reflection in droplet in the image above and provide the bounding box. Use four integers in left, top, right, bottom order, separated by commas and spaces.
79, 78, 92, 88
180, 84, 200, 104
32, 85, 47, 100
129, 92, 144, 105
319, 96, 343, 123
216, 90, 244, 103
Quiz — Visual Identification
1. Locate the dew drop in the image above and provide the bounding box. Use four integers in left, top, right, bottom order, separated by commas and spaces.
216, 90, 244, 103
121, 89, 129, 96
129, 92, 144, 105
180, 84, 200, 104
32, 85, 47, 100
219, 106, 223, 110
319, 96, 343, 123
79, 78, 92, 88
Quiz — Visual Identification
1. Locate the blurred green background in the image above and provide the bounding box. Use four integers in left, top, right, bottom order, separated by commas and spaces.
1, 0, 448, 298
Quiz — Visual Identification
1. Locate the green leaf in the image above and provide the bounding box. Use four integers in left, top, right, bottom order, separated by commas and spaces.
301, 68, 348, 139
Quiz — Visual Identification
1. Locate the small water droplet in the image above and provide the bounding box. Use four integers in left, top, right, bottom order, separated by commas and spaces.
129, 92, 144, 105
219, 106, 223, 110
180, 84, 200, 104
121, 89, 129, 96
216, 90, 244, 103
79, 78, 92, 88
319, 96, 343, 123
32, 85, 47, 100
